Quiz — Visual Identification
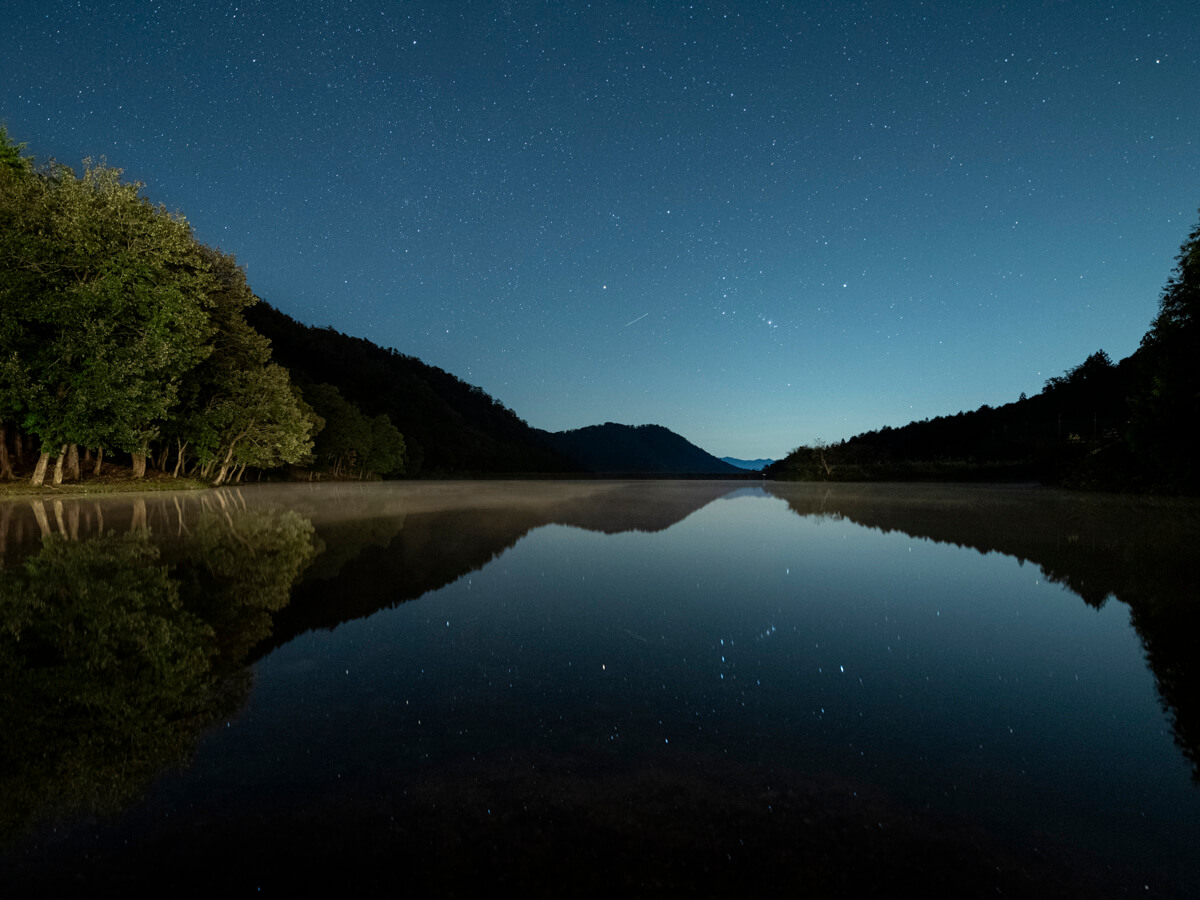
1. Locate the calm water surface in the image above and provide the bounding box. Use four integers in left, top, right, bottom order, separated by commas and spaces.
1, 481, 1197, 896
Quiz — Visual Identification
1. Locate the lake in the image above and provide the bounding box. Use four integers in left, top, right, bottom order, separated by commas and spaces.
2, 480, 1198, 896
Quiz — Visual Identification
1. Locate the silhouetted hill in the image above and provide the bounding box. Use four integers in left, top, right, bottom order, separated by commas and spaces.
721, 457, 775, 471
766, 350, 1143, 488
245, 302, 576, 475
538, 423, 742, 474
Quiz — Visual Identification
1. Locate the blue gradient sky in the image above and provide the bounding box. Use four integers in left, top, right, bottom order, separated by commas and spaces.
3, 1, 1197, 458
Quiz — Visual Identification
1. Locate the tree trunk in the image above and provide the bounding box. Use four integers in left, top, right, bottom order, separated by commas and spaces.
30, 452, 50, 486
212, 446, 235, 487
131, 452, 147, 478
0, 423, 12, 480
173, 440, 188, 478
94, 447, 104, 476
14, 432, 24, 466
157, 446, 171, 472
234, 462, 247, 483
52, 445, 68, 484
66, 444, 80, 481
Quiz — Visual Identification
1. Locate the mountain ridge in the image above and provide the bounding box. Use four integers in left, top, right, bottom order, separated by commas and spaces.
538, 423, 742, 475
247, 302, 741, 476
721, 457, 775, 471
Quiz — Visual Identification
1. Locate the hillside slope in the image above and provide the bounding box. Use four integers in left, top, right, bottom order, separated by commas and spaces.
246, 303, 575, 475
539, 423, 742, 474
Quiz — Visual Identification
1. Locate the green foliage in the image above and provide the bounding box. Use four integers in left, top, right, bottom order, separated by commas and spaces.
0, 125, 30, 175
302, 382, 405, 476
159, 246, 318, 482
0, 132, 322, 482
304, 382, 372, 472
0, 153, 213, 456
367, 414, 407, 476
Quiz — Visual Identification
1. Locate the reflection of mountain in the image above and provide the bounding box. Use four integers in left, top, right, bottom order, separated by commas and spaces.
255, 480, 744, 654
0, 498, 317, 846
764, 482, 1200, 781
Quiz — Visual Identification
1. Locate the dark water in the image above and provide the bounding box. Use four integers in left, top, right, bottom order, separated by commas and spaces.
2, 481, 1198, 897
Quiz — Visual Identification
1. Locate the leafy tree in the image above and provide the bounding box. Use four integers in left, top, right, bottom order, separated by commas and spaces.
0, 125, 30, 175
0, 152, 213, 483
162, 246, 317, 483
0, 128, 39, 479
198, 363, 317, 485
303, 382, 372, 475
366, 413, 407, 477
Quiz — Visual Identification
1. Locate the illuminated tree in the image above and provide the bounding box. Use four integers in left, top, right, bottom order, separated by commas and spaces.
0, 152, 213, 483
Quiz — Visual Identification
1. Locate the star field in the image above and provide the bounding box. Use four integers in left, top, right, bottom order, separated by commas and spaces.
3, 1, 1197, 457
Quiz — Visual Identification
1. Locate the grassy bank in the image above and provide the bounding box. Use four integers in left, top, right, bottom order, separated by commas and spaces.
0, 473, 211, 499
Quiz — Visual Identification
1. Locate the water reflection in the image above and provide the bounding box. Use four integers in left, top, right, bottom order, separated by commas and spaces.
1, 481, 1197, 896
762, 482, 1200, 782
250, 481, 1199, 787
0, 491, 316, 845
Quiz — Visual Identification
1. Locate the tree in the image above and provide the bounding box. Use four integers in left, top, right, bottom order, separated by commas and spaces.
0, 127, 37, 480
303, 382, 373, 476
1128, 211, 1200, 490
198, 363, 317, 486
0, 152, 213, 483
365, 414, 406, 477
0, 125, 30, 175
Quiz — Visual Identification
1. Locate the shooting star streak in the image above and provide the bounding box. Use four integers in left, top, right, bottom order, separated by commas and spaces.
624, 312, 649, 327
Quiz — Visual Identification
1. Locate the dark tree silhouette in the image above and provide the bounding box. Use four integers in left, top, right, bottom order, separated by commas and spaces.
1127, 211, 1200, 491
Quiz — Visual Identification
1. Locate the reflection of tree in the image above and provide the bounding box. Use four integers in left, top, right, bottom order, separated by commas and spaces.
0, 504, 316, 845
170, 508, 319, 660
1130, 600, 1200, 783
765, 483, 1200, 781
0, 534, 215, 842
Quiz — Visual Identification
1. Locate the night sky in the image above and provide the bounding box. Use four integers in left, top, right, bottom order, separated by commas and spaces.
3, 2, 1197, 459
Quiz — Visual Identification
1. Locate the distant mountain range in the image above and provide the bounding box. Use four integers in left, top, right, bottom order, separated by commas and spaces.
248, 302, 741, 476
720, 457, 775, 471
538, 424, 742, 475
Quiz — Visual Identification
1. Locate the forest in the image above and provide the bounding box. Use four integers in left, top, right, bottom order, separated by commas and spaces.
767, 215, 1200, 494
